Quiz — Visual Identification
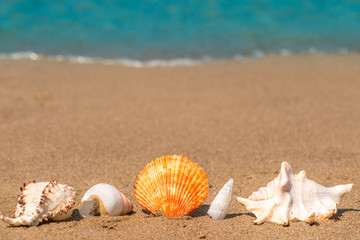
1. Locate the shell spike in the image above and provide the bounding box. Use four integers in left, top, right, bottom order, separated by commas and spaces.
297, 170, 307, 180
253, 203, 276, 224
207, 178, 233, 220
233, 195, 250, 206
1, 215, 20, 226
234, 194, 290, 225
329, 184, 353, 202
280, 162, 292, 175
279, 163, 290, 189
1, 215, 39, 226
280, 161, 291, 170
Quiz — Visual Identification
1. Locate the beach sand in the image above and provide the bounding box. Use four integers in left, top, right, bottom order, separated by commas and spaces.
0, 54, 359, 239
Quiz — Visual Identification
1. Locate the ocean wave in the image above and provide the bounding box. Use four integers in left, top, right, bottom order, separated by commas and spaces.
0, 48, 354, 67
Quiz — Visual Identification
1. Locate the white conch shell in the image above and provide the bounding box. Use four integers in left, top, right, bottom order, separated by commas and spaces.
79, 183, 133, 217
0, 180, 75, 226
207, 178, 233, 220
234, 162, 353, 225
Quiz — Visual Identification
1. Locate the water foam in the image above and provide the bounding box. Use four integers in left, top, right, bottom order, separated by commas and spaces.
0, 51, 211, 67
0, 49, 354, 67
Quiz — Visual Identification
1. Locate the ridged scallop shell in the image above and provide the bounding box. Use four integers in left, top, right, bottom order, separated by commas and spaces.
79, 183, 133, 217
0, 180, 75, 226
234, 162, 353, 225
134, 155, 209, 217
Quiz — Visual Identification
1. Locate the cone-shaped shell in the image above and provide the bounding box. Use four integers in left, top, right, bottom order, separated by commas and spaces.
79, 183, 133, 217
207, 178, 233, 220
234, 162, 353, 225
0, 180, 75, 226
135, 155, 209, 217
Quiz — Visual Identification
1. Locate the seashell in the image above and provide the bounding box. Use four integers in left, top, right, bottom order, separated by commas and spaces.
234, 162, 353, 225
134, 155, 209, 217
79, 183, 133, 217
207, 178, 233, 220
0, 180, 75, 226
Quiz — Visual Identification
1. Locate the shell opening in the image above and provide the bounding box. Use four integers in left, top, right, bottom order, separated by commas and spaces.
79, 199, 100, 217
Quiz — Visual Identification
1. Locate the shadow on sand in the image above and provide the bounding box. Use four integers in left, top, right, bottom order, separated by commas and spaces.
189, 204, 210, 218
330, 208, 360, 222
6, 209, 84, 228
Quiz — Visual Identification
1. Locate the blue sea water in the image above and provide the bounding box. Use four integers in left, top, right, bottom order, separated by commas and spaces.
1, 0, 360, 65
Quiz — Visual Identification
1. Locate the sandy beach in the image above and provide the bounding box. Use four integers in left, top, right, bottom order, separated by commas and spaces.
0, 54, 359, 239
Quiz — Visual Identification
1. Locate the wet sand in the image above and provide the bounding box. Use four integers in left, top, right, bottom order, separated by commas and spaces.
0, 54, 359, 239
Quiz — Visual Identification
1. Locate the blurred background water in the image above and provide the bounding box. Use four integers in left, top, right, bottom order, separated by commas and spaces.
1, 0, 359, 64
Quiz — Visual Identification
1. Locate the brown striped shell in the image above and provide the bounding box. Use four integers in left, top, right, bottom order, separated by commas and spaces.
134, 155, 209, 217
0, 180, 75, 226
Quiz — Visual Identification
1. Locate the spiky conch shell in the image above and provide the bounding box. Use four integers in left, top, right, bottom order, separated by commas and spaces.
234, 162, 353, 225
0, 180, 75, 226
134, 155, 209, 217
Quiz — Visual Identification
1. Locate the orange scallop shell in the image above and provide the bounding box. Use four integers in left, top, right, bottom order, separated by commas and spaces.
134, 155, 209, 217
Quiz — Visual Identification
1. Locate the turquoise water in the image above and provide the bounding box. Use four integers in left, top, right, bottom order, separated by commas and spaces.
1, 0, 360, 64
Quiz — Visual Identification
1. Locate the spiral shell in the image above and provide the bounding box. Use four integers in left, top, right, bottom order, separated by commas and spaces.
207, 178, 233, 220
134, 155, 209, 217
79, 183, 133, 217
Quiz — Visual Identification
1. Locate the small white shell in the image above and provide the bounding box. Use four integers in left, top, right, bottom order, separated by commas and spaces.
79, 183, 133, 217
207, 178, 233, 220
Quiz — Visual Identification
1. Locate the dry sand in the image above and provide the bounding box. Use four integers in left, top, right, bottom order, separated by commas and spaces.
0, 54, 359, 239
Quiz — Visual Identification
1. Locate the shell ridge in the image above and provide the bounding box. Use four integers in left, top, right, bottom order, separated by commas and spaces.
135, 157, 165, 215
168, 156, 175, 216
168, 156, 186, 216
179, 161, 208, 216
159, 156, 169, 214
140, 163, 156, 214
184, 172, 208, 215
171, 156, 180, 216
164, 156, 171, 215
175, 157, 193, 216
142, 160, 160, 214
170, 156, 184, 216
177, 164, 200, 216
135, 166, 155, 214
173, 157, 184, 216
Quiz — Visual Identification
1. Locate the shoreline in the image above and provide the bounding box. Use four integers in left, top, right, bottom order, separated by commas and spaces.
0, 54, 359, 239
0, 51, 359, 67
